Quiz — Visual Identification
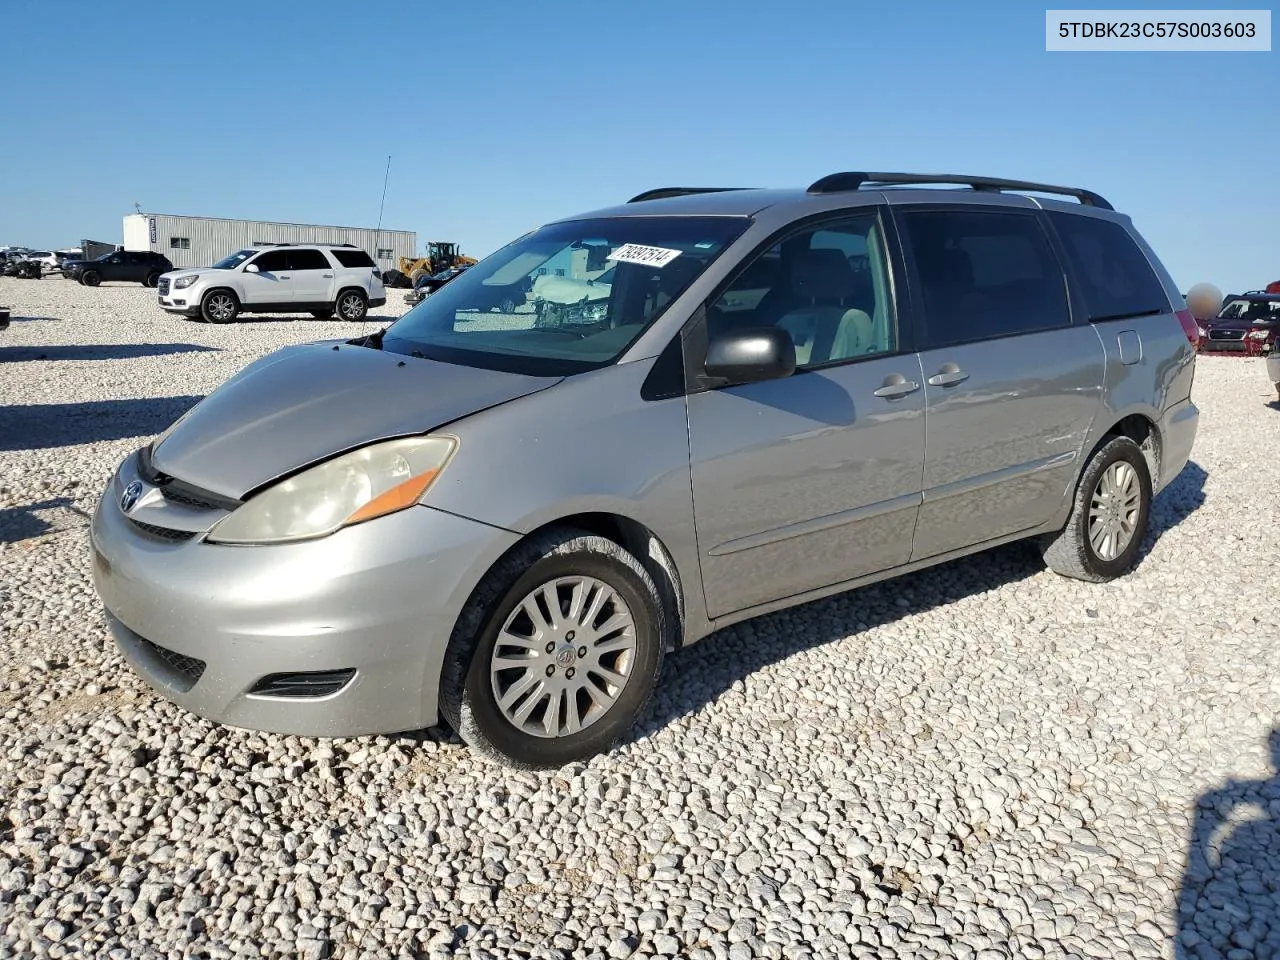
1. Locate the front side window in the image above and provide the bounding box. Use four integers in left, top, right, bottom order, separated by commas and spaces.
708, 213, 897, 367
902, 209, 1070, 348
382, 216, 749, 375
1047, 212, 1167, 321
213, 249, 255, 270
250, 250, 290, 273
288, 249, 331, 270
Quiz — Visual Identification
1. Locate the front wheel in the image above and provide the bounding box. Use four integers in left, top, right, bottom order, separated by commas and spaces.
201, 290, 239, 324
80, 270, 101, 287
1039, 435, 1152, 582
335, 290, 367, 322
440, 530, 666, 769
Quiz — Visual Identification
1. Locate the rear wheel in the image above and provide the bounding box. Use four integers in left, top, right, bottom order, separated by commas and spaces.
1039, 435, 1152, 582
201, 290, 239, 324
335, 289, 367, 322
143, 272, 161, 288
80, 270, 101, 287
440, 529, 666, 769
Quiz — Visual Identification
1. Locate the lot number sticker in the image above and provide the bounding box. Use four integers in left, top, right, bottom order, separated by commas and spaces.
608, 244, 683, 268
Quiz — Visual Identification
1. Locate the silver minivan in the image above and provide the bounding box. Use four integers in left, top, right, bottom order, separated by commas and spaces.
91, 172, 1200, 768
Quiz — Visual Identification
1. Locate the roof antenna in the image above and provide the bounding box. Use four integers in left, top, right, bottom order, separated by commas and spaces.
134, 202, 142, 214
368, 154, 392, 343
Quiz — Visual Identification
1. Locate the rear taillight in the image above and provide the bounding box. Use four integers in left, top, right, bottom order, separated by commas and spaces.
1175, 308, 1199, 346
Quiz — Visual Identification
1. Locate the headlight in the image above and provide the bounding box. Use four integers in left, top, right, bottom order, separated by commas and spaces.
207, 436, 456, 545
173, 275, 198, 289
1196, 327, 1206, 337
1247, 329, 1269, 340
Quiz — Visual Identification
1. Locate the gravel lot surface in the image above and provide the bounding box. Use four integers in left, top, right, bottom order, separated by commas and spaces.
2, 275, 1279, 960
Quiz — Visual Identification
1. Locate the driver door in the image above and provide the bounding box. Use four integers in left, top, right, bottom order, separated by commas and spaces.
240, 250, 293, 306
686, 211, 926, 618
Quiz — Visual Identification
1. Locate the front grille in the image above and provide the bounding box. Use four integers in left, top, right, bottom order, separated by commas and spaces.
157, 278, 170, 296
249, 669, 356, 698
127, 518, 197, 542
138, 637, 206, 692
160, 481, 236, 512
1209, 328, 1245, 341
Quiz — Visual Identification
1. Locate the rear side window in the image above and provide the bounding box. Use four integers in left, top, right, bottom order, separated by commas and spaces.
1047, 213, 1168, 321
288, 249, 331, 270
330, 248, 376, 268
901, 209, 1070, 348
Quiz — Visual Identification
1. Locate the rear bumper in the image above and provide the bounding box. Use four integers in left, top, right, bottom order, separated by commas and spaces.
1157, 397, 1198, 493
1267, 352, 1280, 386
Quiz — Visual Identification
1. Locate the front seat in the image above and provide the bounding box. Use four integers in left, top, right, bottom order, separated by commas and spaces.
775, 249, 875, 365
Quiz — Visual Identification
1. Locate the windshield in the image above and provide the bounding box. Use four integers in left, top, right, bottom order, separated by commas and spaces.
1218, 298, 1280, 322
212, 249, 255, 270
382, 217, 748, 375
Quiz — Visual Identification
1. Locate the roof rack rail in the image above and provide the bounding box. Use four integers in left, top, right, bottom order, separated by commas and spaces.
627, 187, 752, 203
805, 172, 1114, 210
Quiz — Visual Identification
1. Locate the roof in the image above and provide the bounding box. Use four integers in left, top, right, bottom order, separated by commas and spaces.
555, 173, 1116, 222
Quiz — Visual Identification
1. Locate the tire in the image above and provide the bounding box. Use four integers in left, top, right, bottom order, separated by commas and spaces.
310, 310, 333, 319
335, 289, 367, 322
440, 529, 667, 769
143, 272, 160, 288
409, 267, 427, 286
200, 289, 239, 324
1039, 435, 1152, 583
80, 270, 101, 287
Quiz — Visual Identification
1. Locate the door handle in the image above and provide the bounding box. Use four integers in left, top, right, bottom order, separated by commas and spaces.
873, 376, 920, 399
323, 274, 333, 278
927, 367, 969, 387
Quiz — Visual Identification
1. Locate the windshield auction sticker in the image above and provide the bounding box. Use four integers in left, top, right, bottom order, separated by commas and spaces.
608, 244, 683, 268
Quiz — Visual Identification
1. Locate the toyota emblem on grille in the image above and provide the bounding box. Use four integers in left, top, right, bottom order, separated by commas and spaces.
120, 480, 144, 513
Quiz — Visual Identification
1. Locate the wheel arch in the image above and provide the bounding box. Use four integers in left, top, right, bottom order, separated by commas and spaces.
474, 512, 687, 655
1094, 410, 1162, 490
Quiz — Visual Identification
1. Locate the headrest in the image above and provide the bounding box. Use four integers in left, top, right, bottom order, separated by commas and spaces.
790, 248, 857, 300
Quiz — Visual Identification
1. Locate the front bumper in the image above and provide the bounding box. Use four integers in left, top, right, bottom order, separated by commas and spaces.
158, 294, 200, 316
370, 296, 386, 308
91, 456, 518, 737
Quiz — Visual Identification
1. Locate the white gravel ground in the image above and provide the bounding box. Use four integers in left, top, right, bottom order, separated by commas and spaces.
1, 275, 1279, 960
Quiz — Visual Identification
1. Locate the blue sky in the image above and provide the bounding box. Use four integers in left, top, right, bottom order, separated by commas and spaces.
0, 1, 1275, 293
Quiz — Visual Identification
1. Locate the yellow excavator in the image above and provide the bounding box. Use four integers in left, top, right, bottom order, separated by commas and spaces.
399, 241, 478, 286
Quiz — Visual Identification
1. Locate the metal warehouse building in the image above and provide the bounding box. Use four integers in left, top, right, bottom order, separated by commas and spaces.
121, 213, 416, 272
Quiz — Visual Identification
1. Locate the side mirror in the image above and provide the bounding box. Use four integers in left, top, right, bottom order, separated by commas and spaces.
704, 327, 797, 384
244, 263, 260, 273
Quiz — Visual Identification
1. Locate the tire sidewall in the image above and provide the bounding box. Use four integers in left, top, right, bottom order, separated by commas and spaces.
201, 290, 238, 324
1075, 437, 1152, 578
144, 272, 160, 288
337, 290, 367, 321
81, 271, 100, 287
460, 549, 662, 768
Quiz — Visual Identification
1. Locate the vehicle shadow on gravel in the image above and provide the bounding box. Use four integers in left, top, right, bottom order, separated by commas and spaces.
1175, 729, 1280, 959
1142, 460, 1208, 551
0, 396, 203, 451
634, 460, 1209, 744
0, 496, 90, 544
0, 343, 218, 362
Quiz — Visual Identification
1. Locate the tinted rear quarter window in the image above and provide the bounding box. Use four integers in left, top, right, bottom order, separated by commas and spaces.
288, 249, 332, 270
1047, 212, 1169, 321
331, 248, 375, 268
902, 209, 1070, 348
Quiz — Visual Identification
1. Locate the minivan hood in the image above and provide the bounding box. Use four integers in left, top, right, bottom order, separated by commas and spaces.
151, 341, 561, 499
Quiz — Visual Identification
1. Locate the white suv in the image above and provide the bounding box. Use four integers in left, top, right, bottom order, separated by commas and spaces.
157, 244, 387, 324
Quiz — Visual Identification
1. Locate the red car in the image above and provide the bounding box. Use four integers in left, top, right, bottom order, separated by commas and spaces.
1198, 292, 1280, 355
